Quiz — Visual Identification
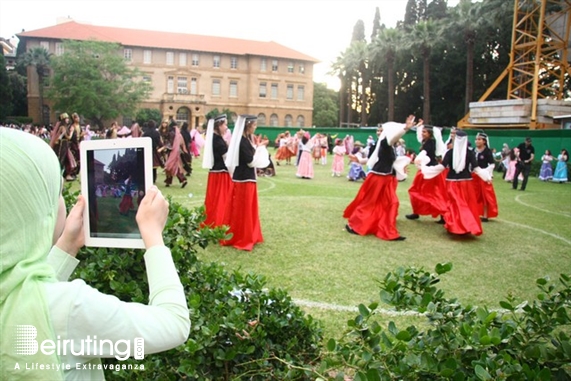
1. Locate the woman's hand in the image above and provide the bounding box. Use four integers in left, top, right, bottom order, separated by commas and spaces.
56, 195, 86, 257
136, 186, 169, 249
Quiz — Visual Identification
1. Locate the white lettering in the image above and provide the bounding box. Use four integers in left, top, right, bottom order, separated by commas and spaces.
40, 340, 55, 355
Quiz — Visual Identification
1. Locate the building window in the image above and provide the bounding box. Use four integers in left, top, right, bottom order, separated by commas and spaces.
143, 75, 152, 83
230, 57, 238, 69
55, 42, 64, 56
287, 61, 294, 73
167, 76, 174, 93
270, 114, 279, 127
260, 58, 267, 71
179, 52, 187, 66
166, 52, 174, 65
271, 83, 278, 99
176, 107, 190, 124
285, 115, 293, 127
213, 55, 220, 68
192, 53, 199, 66
297, 115, 305, 127
272, 59, 278, 72
212, 79, 221, 96
286, 84, 294, 100
259, 82, 267, 98
299, 63, 305, 74
297, 85, 305, 101
190, 78, 197, 95
177, 76, 188, 94
257, 113, 266, 126
40, 41, 49, 50
229, 81, 238, 97
123, 48, 132, 62
143, 50, 152, 64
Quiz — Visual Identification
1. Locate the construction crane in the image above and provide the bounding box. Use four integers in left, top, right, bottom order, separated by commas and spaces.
459, 0, 571, 129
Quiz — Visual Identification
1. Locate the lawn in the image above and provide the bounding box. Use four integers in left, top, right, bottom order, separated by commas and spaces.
75, 153, 571, 339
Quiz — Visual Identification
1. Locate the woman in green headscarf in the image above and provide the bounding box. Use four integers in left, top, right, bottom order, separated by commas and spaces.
0, 127, 190, 380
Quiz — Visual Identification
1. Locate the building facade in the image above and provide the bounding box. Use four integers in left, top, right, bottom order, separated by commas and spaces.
17, 20, 317, 128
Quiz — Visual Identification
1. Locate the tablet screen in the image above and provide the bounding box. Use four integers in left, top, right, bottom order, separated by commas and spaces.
81, 138, 152, 248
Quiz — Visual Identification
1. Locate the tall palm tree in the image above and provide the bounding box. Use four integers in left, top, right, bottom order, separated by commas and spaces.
408, 20, 444, 123
331, 47, 360, 127
347, 41, 370, 126
371, 27, 403, 121
450, 0, 484, 114
19, 46, 52, 125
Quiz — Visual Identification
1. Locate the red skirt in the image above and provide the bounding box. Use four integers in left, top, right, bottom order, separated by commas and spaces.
119, 194, 134, 215
408, 171, 447, 217
203, 172, 233, 228
221, 181, 263, 251
443, 180, 482, 236
343, 174, 401, 240
471, 174, 498, 218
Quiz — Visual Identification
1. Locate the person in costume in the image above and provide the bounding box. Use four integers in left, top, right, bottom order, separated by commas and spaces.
553, 148, 568, 183
142, 120, 165, 184
438, 129, 491, 236
118, 175, 135, 215
180, 122, 193, 176
164, 121, 188, 188
202, 114, 233, 228
105, 121, 119, 139
221, 115, 269, 251
513, 137, 535, 191
49, 112, 76, 181
538, 150, 554, 181
347, 142, 367, 182
296, 132, 316, 179
405, 124, 447, 222
473, 132, 498, 222
68, 113, 82, 178
0, 127, 190, 380
343, 115, 416, 241
331, 139, 346, 176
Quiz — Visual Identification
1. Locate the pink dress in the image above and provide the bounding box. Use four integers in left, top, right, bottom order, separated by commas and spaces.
332, 145, 346, 175
296, 142, 314, 179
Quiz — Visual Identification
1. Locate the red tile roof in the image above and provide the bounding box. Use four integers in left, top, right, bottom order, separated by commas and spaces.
17, 21, 319, 63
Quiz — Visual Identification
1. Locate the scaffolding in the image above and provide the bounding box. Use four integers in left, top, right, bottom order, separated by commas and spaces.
459, 0, 571, 129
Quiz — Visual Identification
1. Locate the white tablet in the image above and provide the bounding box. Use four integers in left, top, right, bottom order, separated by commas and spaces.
80, 137, 153, 249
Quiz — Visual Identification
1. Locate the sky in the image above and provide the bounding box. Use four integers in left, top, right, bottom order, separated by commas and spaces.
0, 0, 459, 90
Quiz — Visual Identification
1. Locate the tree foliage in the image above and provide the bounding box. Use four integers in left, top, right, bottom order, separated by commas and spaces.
18, 46, 51, 125
134, 108, 162, 126
0, 54, 13, 121
313, 82, 339, 127
47, 40, 151, 128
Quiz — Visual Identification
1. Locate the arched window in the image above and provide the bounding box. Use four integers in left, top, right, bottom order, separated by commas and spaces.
270, 114, 279, 127
296, 115, 305, 127
257, 113, 266, 126
284, 114, 293, 127
176, 107, 190, 124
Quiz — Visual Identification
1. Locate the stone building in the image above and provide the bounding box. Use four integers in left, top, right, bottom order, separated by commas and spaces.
17, 20, 318, 128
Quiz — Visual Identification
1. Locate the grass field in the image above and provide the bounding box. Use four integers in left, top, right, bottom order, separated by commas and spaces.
78, 154, 571, 339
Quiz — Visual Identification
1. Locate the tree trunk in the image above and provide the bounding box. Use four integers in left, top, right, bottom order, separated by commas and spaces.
37, 69, 44, 126
423, 53, 430, 123
360, 73, 368, 127
464, 40, 474, 114
346, 76, 353, 126
387, 57, 395, 122
339, 74, 345, 127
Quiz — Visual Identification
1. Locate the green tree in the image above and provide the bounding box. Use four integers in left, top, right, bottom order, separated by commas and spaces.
19, 46, 51, 125
0, 54, 13, 121
312, 82, 339, 127
408, 20, 444, 123
7, 72, 27, 118
46, 40, 151, 128
371, 28, 403, 122
450, 0, 485, 113
371, 7, 382, 40
135, 108, 162, 126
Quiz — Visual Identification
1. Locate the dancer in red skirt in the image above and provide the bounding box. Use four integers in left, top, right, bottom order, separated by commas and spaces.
343, 115, 416, 241
473, 132, 498, 222
406, 125, 447, 222
440, 129, 486, 236
222, 115, 270, 251
202, 114, 232, 228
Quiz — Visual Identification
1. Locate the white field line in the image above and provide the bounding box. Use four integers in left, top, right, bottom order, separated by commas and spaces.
496, 218, 571, 246
515, 194, 571, 218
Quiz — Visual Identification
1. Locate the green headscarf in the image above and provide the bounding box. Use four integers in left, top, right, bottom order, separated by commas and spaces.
0, 127, 64, 379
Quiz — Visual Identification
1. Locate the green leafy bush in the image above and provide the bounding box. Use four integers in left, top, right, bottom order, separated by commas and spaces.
64, 186, 323, 380
322, 263, 571, 381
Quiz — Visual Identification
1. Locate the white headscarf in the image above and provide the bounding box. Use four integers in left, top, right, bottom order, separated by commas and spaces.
201, 119, 215, 169
433, 127, 446, 157
452, 132, 468, 173
224, 115, 245, 175
366, 122, 406, 169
